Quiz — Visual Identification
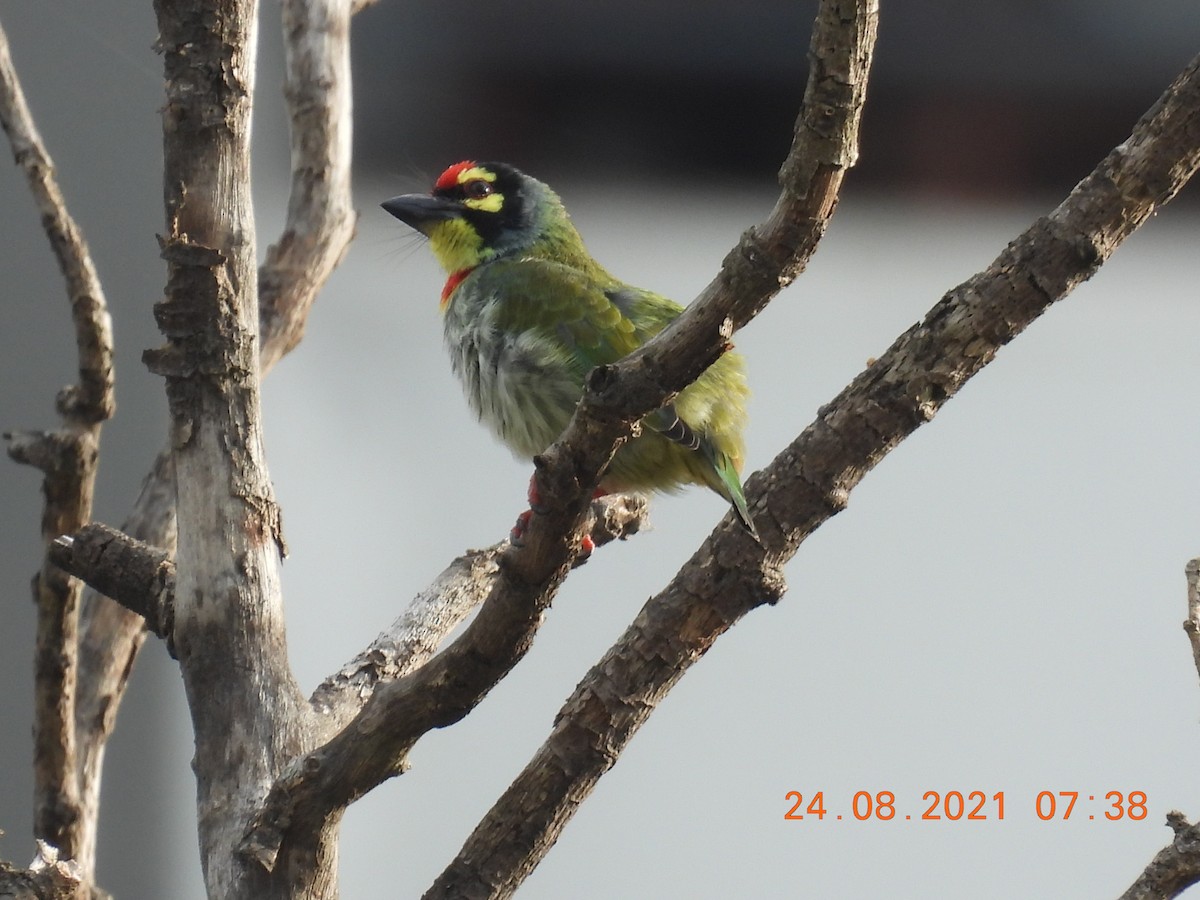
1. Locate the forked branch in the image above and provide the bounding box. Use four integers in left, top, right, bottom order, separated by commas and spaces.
425, 41, 1200, 900
0, 13, 115, 876
69, 0, 358, 877
240, 0, 878, 875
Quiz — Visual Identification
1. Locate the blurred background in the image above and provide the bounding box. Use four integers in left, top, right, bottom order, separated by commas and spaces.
2, 1, 1199, 897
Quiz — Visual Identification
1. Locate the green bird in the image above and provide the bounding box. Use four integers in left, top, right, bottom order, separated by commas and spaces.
382, 160, 757, 539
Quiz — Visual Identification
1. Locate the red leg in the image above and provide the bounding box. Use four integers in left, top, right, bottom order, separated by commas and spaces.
512, 476, 607, 556
527, 473, 546, 514
510, 509, 534, 546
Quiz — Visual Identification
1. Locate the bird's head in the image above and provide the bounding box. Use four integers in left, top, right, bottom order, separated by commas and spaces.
382, 161, 591, 275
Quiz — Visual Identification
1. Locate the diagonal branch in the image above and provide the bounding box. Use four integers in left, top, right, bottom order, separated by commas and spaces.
502, 0, 876, 587
425, 44, 1200, 900
1118, 811, 1200, 900
308, 494, 649, 731
46, 496, 647, 722
239, 499, 649, 871
239, 0, 876, 873
0, 13, 115, 873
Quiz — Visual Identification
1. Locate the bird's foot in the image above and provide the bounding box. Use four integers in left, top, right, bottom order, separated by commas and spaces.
526, 473, 607, 514
575, 533, 595, 565
509, 509, 595, 564
510, 509, 534, 546
526, 474, 546, 515
512, 475, 604, 564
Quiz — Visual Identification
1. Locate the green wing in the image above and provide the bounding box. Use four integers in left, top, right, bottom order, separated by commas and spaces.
472, 258, 757, 537
476, 258, 650, 377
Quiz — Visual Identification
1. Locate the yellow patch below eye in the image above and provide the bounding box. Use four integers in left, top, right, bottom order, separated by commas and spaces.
464, 191, 505, 213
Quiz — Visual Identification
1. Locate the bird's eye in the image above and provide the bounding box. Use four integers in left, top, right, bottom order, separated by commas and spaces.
462, 179, 493, 200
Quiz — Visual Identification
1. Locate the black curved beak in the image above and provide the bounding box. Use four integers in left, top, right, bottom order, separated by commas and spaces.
381, 194, 462, 235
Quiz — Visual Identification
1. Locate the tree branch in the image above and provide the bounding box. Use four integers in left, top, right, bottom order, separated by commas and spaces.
0, 20, 114, 426
0, 842, 89, 900
1182, 558, 1200, 686
1118, 811, 1200, 900
69, 0, 358, 877
0, 14, 115, 874
258, 0, 357, 371
141, 0, 338, 895
48, 525, 174, 646
239, 0, 876, 875
503, 0, 876, 586
423, 40, 1200, 900
309, 494, 649, 730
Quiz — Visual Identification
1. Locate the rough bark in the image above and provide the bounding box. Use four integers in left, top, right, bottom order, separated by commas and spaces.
238, 0, 878, 878
48, 525, 175, 645
0, 843, 88, 900
1119, 812, 1200, 899
142, 0, 329, 896
422, 40, 1200, 900
0, 14, 115, 888
6, 0, 1200, 896
67, 0, 358, 883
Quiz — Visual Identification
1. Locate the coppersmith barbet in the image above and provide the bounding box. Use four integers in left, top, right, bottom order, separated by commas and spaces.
382, 161, 756, 539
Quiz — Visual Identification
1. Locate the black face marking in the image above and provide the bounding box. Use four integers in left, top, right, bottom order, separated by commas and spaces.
432, 162, 537, 255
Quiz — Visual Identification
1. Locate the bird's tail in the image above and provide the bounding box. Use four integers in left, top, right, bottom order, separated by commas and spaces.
647, 406, 759, 541
709, 451, 760, 542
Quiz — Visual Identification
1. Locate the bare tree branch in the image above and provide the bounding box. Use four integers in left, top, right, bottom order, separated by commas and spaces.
239, 0, 877, 875
0, 21, 114, 427
140, 1, 333, 896
309, 494, 649, 730
6, 426, 96, 869
0, 14, 115, 878
69, 0, 358, 876
48, 525, 174, 645
423, 40, 1200, 900
1182, 558, 1200, 685
0, 842, 88, 900
259, 0, 357, 371
503, 0, 877, 586
1119, 811, 1200, 900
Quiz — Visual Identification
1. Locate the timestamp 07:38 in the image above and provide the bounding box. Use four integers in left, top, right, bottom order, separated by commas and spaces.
783, 790, 1149, 823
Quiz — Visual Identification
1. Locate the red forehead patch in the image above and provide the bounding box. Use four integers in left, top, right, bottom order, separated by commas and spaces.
435, 160, 476, 192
